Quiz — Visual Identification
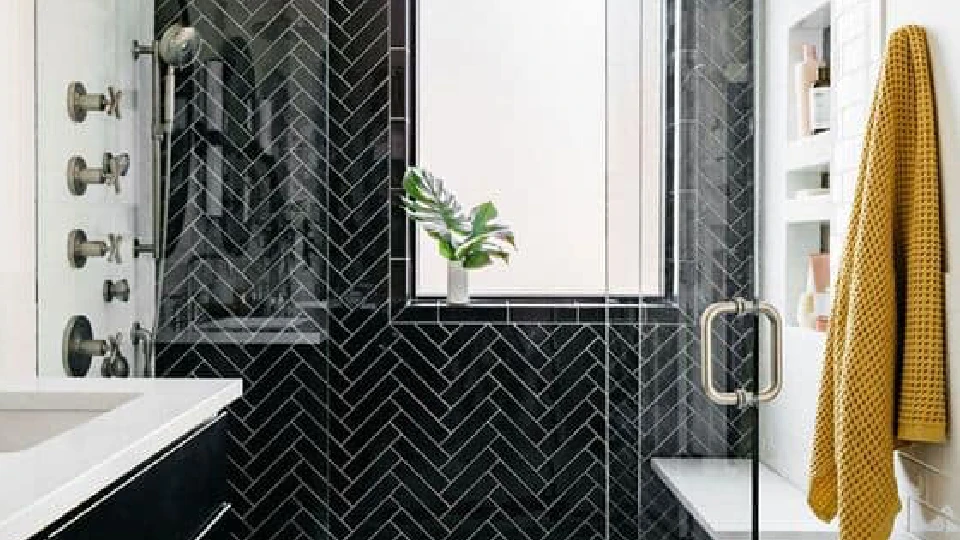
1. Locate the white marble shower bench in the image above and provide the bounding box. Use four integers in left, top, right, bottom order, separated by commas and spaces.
651, 458, 838, 540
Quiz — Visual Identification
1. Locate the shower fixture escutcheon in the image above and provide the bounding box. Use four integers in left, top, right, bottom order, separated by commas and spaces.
62, 315, 129, 378
67, 152, 130, 195
67, 82, 122, 122
68, 230, 123, 268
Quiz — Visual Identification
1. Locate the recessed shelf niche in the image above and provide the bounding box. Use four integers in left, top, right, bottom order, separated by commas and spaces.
787, 2, 832, 144
785, 221, 831, 327
782, 0, 833, 330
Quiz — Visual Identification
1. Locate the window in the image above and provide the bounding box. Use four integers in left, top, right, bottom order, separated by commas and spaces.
411, 0, 664, 297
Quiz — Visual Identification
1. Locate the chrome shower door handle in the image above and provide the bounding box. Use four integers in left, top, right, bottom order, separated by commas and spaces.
700, 298, 784, 408
755, 301, 784, 404
700, 300, 741, 407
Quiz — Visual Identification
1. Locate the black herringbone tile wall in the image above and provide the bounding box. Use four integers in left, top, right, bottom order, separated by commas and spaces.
155, 1, 755, 540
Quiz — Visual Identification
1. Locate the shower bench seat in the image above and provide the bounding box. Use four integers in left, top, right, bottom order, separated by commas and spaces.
651, 458, 837, 540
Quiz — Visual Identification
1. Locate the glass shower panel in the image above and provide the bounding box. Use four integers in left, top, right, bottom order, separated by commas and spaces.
153, 2, 332, 537
154, 5, 329, 344
636, 0, 761, 538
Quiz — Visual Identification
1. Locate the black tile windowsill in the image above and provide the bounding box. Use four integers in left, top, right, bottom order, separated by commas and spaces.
390, 297, 684, 325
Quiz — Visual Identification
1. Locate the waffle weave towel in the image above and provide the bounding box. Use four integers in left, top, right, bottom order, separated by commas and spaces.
807, 25, 946, 540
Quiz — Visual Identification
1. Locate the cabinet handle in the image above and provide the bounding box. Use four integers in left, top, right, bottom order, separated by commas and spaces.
192, 503, 231, 539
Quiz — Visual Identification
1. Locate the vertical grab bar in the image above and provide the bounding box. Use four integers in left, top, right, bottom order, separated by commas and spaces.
700, 298, 784, 408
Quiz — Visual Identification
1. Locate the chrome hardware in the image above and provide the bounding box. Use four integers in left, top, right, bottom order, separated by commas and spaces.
131, 321, 155, 377
132, 39, 153, 59
63, 315, 96, 376
62, 316, 127, 378
67, 82, 122, 122
105, 153, 130, 192
67, 230, 123, 268
133, 238, 155, 258
67, 152, 130, 195
103, 279, 131, 302
132, 38, 161, 260
132, 25, 200, 261
100, 334, 130, 378
700, 298, 784, 408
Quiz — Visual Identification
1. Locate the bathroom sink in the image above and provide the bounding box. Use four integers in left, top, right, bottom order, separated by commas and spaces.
0, 392, 138, 453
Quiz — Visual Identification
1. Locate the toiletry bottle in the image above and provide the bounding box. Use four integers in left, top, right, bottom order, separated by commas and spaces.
795, 44, 820, 137
810, 66, 831, 134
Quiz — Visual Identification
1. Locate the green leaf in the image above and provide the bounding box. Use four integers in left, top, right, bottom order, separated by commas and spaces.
488, 250, 511, 263
400, 167, 516, 267
463, 251, 492, 269
402, 170, 424, 200
470, 202, 499, 235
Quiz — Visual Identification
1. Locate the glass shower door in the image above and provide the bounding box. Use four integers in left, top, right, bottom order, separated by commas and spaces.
641, 0, 773, 537
644, 298, 772, 540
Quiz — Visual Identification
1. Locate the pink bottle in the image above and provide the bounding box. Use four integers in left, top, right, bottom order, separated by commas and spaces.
795, 44, 820, 137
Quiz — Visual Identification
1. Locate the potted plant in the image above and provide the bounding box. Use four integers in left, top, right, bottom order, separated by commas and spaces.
401, 167, 516, 305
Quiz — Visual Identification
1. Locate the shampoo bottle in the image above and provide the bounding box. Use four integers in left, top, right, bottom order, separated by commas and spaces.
810, 66, 831, 134
795, 44, 820, 137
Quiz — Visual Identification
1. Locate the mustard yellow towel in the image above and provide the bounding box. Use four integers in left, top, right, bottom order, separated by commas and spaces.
807, 25, 946, 540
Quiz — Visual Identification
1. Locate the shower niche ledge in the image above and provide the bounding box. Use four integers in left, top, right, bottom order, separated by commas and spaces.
652, 458, 837, 539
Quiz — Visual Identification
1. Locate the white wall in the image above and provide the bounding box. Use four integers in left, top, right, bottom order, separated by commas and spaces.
0, 0, 37, 380
0, 0, 154, 380
35, 0, 153, 377
762, 0, 960, 536
760, 0, 885, 490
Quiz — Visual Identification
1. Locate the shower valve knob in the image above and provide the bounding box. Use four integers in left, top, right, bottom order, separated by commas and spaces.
103, 279, 131, 302
107, 152, 131, 176
104, 152, 130, 194
67, 82, 122, 122
101, 334, 130, 378
62, 317, 127, 377
106, 234, 123, 264
68, 230, 123, 268
104, 87, 123, 119
67, 152, 129, 195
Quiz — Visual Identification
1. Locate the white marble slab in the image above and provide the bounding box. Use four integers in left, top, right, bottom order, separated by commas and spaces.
0, 377, 242, 540
651, 458, 837, 540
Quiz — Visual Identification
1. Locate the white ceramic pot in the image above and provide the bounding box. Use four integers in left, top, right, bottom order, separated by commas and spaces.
447, 260, 469, 305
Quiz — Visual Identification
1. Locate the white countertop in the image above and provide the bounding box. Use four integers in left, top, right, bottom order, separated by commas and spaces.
652, 458, 837, 540
0, 377, 242, 540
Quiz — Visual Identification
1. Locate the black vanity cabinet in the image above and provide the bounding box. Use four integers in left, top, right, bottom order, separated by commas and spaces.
31, 413, 230, 540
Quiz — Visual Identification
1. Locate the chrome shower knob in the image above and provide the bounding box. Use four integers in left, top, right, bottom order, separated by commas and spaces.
106, 152, 131, 175
106, 234, 123, 264
67, 152, 130, 195
104, 152, 130, 194
101, 334, 130, 378
67, 82, 123, 122
66, 156, 95, 195
63, 316, 127, 377
103, 279, 131, 302
67, 230, 123, 267
104, 86, 123, 119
